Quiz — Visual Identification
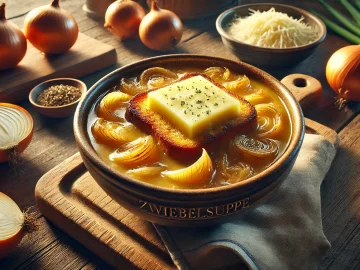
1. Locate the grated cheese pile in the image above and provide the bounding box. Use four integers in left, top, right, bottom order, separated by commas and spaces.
226, 8, 320, 48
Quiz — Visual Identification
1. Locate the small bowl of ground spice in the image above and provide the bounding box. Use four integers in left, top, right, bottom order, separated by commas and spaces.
29, 78, 87, 118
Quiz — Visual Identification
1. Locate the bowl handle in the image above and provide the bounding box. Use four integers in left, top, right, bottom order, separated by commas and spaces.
281, 74, 338, 147
281, 73, 322, 110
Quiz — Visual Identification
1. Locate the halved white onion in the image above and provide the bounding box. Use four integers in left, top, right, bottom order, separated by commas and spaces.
110, 136, 159, 167
92, 118, 143, 147
98, 91, 131, 121
255, 104, 283, 138
0, 192, 37, 259
0, 103, 33, 163
127, 163, 167, 179
161, 148, 214, 185
233, 135, 279, 159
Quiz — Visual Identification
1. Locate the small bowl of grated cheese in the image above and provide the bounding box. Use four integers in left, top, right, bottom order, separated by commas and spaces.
216, 4, 326, 68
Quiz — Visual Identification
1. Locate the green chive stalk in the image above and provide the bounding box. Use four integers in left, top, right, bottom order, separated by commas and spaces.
339, 0, 360, 25
311, 10, 360, 44
354, 0, 360, 11
318, 0, 360, 36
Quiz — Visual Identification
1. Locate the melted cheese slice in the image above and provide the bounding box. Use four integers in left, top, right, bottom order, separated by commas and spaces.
148, 75, 241, 138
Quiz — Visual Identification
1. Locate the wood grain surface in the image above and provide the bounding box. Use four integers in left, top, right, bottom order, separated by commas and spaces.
0, 0, 359, 269
0, 33, 117, 103
35, 154, 174, 270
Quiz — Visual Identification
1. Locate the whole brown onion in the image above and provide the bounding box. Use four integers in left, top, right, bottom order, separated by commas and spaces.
24, 0, 78, 54
326, 45, 360, 109
104, 0, 145, 40
0, 3, 27, 70
139, 1, 183, 51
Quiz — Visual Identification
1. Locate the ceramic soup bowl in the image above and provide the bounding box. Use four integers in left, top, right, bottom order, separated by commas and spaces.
74, 55, 304, 226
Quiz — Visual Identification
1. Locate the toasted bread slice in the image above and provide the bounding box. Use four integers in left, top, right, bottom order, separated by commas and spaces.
126, 73, 257, 159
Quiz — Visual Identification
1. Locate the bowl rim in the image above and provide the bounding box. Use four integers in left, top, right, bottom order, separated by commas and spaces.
29, 78, 87, 109
216, 3, 327, 52
74, 54, 304, 196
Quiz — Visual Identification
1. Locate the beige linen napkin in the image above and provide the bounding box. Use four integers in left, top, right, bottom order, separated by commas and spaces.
154, 134, 336, 270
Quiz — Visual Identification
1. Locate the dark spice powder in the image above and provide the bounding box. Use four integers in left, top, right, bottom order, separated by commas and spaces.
37, 84, 82, 107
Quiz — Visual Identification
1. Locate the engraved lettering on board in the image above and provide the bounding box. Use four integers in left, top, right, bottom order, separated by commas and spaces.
138, 198, 250, 219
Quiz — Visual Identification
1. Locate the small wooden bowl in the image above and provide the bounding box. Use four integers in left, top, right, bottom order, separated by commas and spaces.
29, 78, 87, 118
216, 4, 327, 68
74, 54, 304, 226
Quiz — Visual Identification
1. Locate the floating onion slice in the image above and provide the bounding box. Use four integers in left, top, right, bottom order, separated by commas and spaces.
120, 77, 147, 96
120, 68, 178, 95
204, 67, 231, 81
0, 192, 37, 259
146, 77, 169, 88
127, 163, 167, 179
139, 67, 178, 86
255, 104, 282, 138
92, 118, 143, 147
204, 67, 252, 93
161, 148, 214, 185
223, 75, 252, 94
98, 91, 131, 121
0, 104, 33, 163
110, 136, 159, 167
219, 154, 254, 184
243, 89, 272, 105
234, 135, 279, 159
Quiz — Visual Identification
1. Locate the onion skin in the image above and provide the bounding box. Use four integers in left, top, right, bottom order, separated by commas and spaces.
105, 0, 145, 40
0, 229, 24, 259
326, 45, 360, 101
342, 66, 360, 100
0, 103, 34, 163
139, 1, 183, 51
0, 3, 27, 71
24, 0, 78, 54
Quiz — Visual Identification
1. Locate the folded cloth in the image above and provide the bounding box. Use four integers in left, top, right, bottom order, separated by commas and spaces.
154, 134, 336, 270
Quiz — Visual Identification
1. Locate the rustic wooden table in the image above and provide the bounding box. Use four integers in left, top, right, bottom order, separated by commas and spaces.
1, 0, 359, 269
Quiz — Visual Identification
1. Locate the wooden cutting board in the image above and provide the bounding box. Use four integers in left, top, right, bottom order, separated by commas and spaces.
0, 33, 117, 103
34, 118, 337, 270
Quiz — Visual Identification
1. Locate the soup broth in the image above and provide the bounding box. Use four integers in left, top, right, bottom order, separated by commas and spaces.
88, 66, 292, 189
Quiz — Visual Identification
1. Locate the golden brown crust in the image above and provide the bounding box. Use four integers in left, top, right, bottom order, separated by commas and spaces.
125, 73, 257, 159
